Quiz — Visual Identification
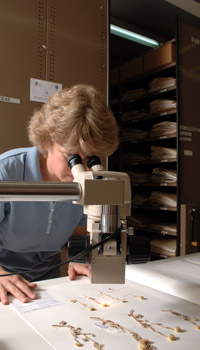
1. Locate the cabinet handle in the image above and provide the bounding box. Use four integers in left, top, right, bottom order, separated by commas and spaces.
190, 208, 199, 247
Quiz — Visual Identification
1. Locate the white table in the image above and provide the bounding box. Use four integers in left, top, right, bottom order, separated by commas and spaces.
1, 253, 200, 350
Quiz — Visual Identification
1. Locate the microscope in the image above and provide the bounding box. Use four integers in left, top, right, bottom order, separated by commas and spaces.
0, 155, 150, 283
67, 154, 150, 284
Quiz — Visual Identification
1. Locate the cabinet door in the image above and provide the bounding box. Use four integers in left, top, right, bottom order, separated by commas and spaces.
0, 0, 108, 153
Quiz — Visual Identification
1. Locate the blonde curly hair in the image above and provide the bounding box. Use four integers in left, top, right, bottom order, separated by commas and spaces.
28, 84, 119, 157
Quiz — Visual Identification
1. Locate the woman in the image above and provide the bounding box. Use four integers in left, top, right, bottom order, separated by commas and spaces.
0, 84, 119, 305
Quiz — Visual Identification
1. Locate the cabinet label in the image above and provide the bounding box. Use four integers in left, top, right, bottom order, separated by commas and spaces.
184, 150, 193, 156
0, 95, 20, 104
30, 78, 62, 103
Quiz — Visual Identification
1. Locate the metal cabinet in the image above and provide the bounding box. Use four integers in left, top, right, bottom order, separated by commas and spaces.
0, 0, 108, 152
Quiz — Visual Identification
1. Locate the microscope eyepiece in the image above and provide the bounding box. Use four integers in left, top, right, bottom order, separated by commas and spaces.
86, 155, 101, 169
67, 154, 82, 168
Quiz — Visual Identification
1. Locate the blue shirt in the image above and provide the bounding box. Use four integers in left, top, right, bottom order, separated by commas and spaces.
0, 147, 86, 281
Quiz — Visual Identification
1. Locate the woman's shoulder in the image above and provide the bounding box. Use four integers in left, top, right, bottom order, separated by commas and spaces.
0, 147, 38, 180
0, 146, 36, 160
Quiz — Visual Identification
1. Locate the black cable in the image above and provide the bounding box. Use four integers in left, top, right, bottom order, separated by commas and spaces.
0, 226, 122, 277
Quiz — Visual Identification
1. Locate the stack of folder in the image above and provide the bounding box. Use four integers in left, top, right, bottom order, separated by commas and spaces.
150, 99, 176, 114
151, 168, 177, 183
150, 121, 177, 137
151, 146, 177, 160
122, 88, 147, 102
151, 236, 176, 257
149, 77, 176, 93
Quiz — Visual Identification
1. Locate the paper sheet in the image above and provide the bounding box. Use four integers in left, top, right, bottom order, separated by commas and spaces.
10, 277, 200, 350
10, 291, 63, 313
126, 253, 200, 304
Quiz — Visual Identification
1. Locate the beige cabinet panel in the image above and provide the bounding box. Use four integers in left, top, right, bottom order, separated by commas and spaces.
46, 0, 108, 98
0, 0, 108, 153
0, 0, 47, 152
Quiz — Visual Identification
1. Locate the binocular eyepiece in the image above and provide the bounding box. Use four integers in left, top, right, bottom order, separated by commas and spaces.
67, 154, 101, 169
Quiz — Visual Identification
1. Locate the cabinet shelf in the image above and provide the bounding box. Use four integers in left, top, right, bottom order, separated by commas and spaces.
121, 133, 176, 145
130, 226, 177, 236
122, 109, 176, 125
111, 61, 176, 88
132, 182, 177, 187
132, 204, 177, 212
123, 158, 177, 166
121, 85, 176, 105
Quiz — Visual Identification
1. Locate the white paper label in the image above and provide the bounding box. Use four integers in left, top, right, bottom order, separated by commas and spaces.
0, 95, 20, 104
10, 291, 63, 313
184, 150, 193, 156
30, 78, 62, 103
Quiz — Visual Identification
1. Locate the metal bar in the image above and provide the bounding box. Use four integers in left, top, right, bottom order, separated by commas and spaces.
0, 181, 81, 201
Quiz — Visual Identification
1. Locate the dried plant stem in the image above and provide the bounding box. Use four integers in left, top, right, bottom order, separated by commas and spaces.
84, 295, 110, 307
108, 287, 146, 300
162, 309, 200, 327
152, 323, 182, 333
52, 321, 104, 349
128, 309, 176, 342
99, 291, 128, 303
70, 299, 97, 311
90, 316, 157, 350
84, 295, 102, 305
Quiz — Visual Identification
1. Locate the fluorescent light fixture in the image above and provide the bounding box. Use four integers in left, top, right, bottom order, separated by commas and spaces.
110, 24, 159, 48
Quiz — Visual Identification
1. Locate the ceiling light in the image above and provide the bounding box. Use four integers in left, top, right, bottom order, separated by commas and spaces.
110, 24, 159, 48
